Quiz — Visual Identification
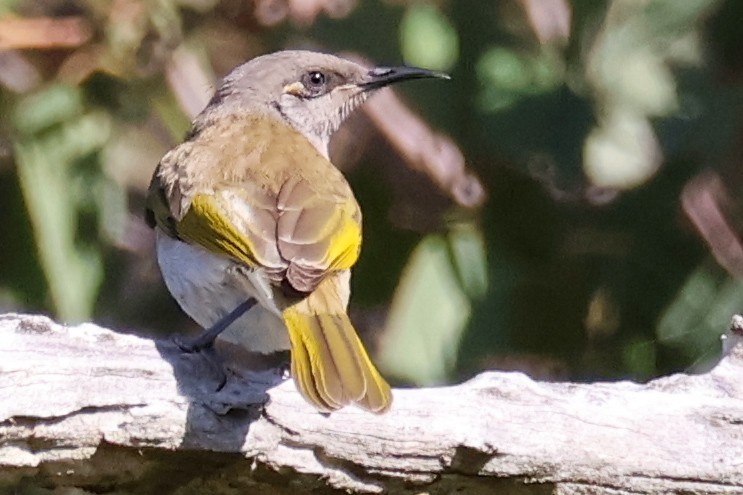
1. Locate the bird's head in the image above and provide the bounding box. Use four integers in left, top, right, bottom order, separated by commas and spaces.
199, 50, 448, 156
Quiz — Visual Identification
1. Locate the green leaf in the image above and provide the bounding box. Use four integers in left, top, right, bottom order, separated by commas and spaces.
13, 85, 83, 136
448, 223, 488, 299
379, 235, 471, 386
13, 112, 111, 322
621, 338, 656, 379
657, 260, 732, 362
476, 46, 563, 112
400, 3, 459, 71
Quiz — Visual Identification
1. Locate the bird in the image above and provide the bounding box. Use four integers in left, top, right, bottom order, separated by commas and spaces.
145, 50, 448, 413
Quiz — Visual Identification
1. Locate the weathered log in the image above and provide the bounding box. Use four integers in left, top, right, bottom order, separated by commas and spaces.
1, 312, 742, 494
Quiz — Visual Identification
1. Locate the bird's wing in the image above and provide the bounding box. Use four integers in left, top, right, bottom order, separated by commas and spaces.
275, 177, 362, 293
177, 186, 287, 276
145, 114, 362, 292
147, 167, 361, 292
145, 170, 179, 238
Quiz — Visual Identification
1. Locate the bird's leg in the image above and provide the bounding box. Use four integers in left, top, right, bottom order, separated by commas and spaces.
175, 298, 257, 353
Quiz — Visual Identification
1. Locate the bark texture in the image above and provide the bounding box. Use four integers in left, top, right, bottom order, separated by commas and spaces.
1, 312, 743, 494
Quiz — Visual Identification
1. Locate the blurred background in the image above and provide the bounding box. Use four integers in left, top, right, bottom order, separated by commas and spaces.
1, 0, 742, 387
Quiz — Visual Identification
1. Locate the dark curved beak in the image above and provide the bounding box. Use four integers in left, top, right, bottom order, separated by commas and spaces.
360, 66, 450, 91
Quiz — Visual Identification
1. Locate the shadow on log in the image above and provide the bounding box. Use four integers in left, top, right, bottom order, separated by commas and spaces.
1, 313, 743, 494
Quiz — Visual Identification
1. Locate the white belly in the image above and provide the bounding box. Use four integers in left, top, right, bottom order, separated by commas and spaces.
155, 229, 290, 353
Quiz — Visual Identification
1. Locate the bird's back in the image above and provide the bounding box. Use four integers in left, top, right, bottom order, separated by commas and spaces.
168, 113, 355, 203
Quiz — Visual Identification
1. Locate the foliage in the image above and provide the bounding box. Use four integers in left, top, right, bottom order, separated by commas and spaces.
1, 0, 742, 386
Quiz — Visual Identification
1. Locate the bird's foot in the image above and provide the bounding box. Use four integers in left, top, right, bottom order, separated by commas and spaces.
172, 333, 209, 354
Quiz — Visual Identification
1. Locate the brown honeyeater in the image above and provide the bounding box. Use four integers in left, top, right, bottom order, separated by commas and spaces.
146, 50, 448, 413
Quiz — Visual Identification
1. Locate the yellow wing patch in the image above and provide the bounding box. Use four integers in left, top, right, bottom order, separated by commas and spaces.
172, 186, 360, 292
176, 194, 262, 269
324, 211, 362, 271
277, 178, 362, 293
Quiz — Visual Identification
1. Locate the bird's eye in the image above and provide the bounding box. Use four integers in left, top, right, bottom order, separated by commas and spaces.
305, 71, 326, 89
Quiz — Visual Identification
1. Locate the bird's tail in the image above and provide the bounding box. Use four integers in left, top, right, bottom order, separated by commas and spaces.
282, 278, 392, 413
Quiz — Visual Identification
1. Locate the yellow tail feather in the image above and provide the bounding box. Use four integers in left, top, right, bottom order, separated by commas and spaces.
282, 282, 392, 413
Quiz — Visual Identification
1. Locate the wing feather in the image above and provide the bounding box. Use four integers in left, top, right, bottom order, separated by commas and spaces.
146, 115, 362, 294
276, 178, 361, 293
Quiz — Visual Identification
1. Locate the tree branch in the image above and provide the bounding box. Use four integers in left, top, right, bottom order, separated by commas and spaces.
1, 313, 742, 494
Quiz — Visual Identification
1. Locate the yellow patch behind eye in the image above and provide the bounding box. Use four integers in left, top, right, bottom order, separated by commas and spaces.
283, 81, 305, 95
